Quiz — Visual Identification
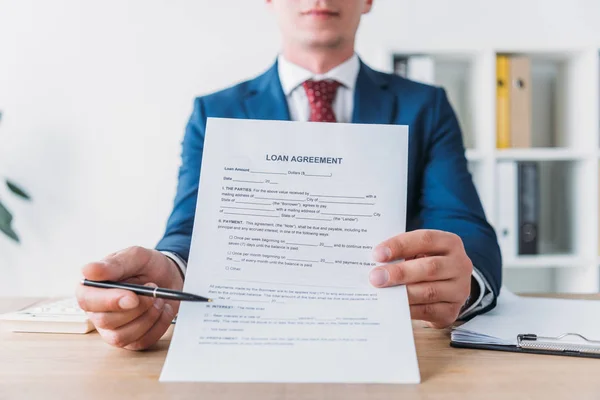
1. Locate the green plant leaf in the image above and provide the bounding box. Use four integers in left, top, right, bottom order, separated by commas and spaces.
0, 199, 20, 242
6, 179, 31, 200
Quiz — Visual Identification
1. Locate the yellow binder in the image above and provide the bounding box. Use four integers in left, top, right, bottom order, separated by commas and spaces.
496, 55, 511, 148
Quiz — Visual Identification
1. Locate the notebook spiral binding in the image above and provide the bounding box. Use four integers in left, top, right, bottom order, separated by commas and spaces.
517, 333, 600, 355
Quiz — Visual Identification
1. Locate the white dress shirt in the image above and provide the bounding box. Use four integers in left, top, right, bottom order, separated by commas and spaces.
277, 53, 360, 123
163, 53, 494, 319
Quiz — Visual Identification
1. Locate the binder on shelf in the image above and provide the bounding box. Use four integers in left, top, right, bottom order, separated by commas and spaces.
509, 55, 532, 148
496, 54, 511, 148
451, 290, 600, 359
393, 55, 409, 78
518, 162, 539, 255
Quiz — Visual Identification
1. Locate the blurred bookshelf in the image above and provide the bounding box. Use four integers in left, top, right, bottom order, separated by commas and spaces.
495, 148, 589, 161
388, 48, 600, 294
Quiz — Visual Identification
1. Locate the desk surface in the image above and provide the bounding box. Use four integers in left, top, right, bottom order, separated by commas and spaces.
1, 296, 599, 400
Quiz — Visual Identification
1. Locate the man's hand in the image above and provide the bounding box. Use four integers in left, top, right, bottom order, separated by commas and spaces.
75, 246, 184, 351
369, 230, 473, 328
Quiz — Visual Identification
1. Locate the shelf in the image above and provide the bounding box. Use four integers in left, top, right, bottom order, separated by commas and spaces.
495, 148, 589, 161
503, 255, 589, 269
387, 48, 600, 293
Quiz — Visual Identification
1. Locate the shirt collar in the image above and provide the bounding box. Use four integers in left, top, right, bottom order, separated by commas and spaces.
277, 53, 360, 96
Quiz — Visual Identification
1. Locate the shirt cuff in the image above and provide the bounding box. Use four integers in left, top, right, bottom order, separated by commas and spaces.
458, 266, 494, 319
160, 251, 187, 278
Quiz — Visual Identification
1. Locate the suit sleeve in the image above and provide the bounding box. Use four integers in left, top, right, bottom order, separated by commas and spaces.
416, 88, 502, 314
155, 97, 207, 261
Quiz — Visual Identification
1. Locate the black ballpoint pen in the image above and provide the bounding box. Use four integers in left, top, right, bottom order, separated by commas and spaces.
81, 279, 213, 302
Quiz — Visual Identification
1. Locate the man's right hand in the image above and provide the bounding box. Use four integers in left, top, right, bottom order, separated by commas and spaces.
75, 246, 185, 351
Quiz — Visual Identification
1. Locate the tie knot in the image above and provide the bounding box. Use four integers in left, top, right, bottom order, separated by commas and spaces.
302, 80, 341, 104
302, 79, 341, 122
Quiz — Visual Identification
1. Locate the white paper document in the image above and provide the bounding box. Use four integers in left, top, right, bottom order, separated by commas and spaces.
159, 118, 420, 384
452, 288, 600, 347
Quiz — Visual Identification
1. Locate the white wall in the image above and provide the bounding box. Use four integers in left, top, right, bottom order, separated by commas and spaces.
1, 0, 599, 297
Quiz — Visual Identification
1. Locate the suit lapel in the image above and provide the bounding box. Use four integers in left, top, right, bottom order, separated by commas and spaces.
352, 61, 397, 125
242, 59, 396, 124
242, 61, 291, 121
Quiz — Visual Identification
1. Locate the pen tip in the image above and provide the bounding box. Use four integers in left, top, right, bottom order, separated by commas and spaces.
208, 299, 213, 302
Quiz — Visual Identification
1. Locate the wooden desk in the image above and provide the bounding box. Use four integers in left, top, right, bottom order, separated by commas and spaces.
1, 296, 599, 400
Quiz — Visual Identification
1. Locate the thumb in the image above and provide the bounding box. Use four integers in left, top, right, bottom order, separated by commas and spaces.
81, 261, 116, 281
82, 246, 152, 282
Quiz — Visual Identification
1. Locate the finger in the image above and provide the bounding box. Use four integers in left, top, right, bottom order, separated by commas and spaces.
76, 285, 139, 312
76, 282, 157, 313
406, 280, 469, 305
101, 297, 166, 348
373, 230, 461, 262
87, 296, 155, 330
82, 246, 152, 282
410, 302, 462, 329
125, 303, 175, 351
369, 256, 454, 287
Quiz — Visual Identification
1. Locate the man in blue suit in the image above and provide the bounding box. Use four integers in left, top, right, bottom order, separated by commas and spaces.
77, 0, 501, 351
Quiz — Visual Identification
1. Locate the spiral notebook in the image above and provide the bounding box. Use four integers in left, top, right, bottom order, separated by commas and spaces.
451, 289, 600, 359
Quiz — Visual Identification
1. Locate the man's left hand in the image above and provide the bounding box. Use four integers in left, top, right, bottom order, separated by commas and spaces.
369, 230, 473, 328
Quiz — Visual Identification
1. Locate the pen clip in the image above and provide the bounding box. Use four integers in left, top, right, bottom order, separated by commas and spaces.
517, 333, 600, 354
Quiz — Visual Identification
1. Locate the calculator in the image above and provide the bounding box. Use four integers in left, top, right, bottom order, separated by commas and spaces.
0, 297, 95, 334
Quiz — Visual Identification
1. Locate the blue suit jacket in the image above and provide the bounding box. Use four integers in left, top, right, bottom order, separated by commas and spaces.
156, 60, 502, 315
